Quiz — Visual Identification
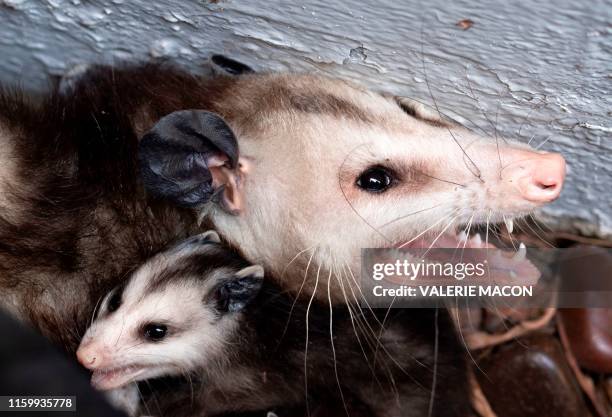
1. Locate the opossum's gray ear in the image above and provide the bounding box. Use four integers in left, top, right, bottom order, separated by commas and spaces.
217, 265, 264, 313
210, 55, 254, 76
138, 110, 244, 212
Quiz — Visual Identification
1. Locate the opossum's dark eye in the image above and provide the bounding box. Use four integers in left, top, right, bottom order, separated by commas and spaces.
143, 324, 167, 342
107, 291, 121, 313
356, 167, 393, 193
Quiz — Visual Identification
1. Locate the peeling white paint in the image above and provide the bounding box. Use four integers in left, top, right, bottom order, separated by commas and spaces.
579, 122, 612, 133
0, 0, 610, 237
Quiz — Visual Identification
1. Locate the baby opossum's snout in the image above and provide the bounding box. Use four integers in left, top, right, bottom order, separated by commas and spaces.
77, 231, 264, 391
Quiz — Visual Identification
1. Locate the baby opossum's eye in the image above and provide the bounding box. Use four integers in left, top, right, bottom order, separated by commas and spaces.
143, 323, 167, 342
356, 166, 394, 193
107, 291, 122, 313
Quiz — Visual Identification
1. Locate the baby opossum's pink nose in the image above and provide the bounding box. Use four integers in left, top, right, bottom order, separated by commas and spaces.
508, 152, 566, 203
77, 344, 102, 369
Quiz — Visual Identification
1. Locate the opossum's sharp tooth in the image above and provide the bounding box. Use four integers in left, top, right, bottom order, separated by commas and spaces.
458, 230, 468, 242
504, 217, 514, 234
513, 242, 526, 261
472, 233, 482, 246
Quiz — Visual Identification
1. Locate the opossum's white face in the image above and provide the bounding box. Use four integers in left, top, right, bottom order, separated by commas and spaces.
76, 232, 263, 390
140, 74, 566, 299
210, 76, 565, 296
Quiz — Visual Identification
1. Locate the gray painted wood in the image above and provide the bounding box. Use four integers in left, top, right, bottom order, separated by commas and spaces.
0, 0, 609, 237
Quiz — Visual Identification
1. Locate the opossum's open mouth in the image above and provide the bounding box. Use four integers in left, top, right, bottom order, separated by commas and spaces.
397, 231, 495, 250
91, 364, 149, 390
389, 218, 540, 285
397, 217, 516, 250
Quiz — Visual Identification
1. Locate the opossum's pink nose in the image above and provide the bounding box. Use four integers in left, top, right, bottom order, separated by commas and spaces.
76, 344, 103, 370
508, 152, 566, 203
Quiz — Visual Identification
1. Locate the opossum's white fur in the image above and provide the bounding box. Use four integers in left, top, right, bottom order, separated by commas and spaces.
204, 74, 556, 298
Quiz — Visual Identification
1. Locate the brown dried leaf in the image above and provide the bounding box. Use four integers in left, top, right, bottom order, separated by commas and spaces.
466, 307, 556, 350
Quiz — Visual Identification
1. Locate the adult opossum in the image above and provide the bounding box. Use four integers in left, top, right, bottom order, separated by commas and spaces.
6, 58, 564, 303
0, 56, 564, 415
77, 231, 471, 417
136, 61, 565, 302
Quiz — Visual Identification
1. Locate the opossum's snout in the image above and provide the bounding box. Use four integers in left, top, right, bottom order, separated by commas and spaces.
448, 143, 568, 228
504, 152, 565, 204
77, 338, 155, 390
475, 146, 566, 221
76, 342, 100, 368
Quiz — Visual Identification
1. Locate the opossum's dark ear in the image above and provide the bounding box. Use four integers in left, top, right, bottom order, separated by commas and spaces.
210, 55, 255, 76
216, 265, 264, 313
138, 110, 243, 212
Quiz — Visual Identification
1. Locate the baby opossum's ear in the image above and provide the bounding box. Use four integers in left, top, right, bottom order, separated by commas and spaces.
138, 110, 245, 213
216, 265, 264, 313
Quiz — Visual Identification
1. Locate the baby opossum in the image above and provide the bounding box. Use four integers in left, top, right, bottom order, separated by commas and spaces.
77, 231, 472, 417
